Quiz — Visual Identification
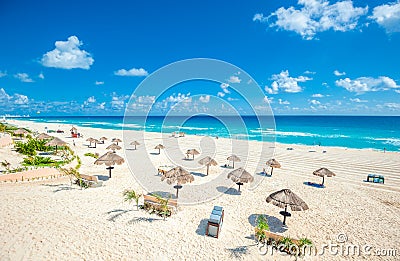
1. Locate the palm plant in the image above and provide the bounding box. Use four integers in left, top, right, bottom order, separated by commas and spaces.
1, 160, 11, 170
123, 189, 142, 210
154, 194, 170, 221
60, 167, 84, 188
255, 215, 270, 243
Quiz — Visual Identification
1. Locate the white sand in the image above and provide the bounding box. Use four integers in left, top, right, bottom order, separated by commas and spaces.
0, 119, 399, 260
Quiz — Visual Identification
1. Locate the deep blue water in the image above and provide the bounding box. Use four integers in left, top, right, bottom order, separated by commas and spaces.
15, 116, 400, 151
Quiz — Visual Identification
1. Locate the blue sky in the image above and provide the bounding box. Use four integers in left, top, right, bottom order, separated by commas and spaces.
0, 0, 400, 116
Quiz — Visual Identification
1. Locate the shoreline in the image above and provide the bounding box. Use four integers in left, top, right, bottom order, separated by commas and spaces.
1, 118, 399, 260
8, 118, 400, 153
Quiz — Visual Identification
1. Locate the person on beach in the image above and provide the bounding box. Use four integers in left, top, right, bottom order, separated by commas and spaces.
73, 140, 75, 146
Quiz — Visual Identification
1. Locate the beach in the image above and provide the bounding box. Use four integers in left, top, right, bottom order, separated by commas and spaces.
0, 119, 399, 260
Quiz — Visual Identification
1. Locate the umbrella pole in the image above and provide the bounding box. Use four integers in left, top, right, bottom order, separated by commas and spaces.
192, 154, 194, 160
206, 165, 209, 175
232, 160, 235, 168
283, 205, 288, 225
158, 148, 160, 154
135, 145, 136, 150
271, 167, 274, 176
176, 184, 179, 198
238, 183, 241, 192
322, 176, 325, 186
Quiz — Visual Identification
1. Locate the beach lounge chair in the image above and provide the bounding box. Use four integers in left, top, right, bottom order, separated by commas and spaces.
206, 206, 224, 238
79, 174, 103, 188
367, 174, 384, 184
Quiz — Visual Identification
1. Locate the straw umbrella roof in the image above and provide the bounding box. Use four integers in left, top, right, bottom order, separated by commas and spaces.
130, 141, 140, 145
186, 149, 200, 156
94, 151, 125, 166
70, 127, 77, 131
227, 155, 241, 162
14, 128, 29, 135
112, 138, 122, 143
92, 139, 100, 144
99, 137, 108, 141
161, 166, 194, 185
227, 167, 254, 183
266, 159, 281, 168
154, 144, 165, 149
86, 137, 94, 142
37, 133, 52, 140
313, 168, 335, 177
266, 189, 309, 211
106, 143, 122, 151
198, 156, 218, 166
45, 137, 67, 146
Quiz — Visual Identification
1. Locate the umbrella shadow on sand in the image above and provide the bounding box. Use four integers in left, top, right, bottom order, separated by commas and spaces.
96, 175, 109, 181
106, 209, 133, 222
191, 171, 207, 178
248, 214, 287, 233
216, 186, 241, 195
149, 191, 177, 199
255, 171, 272, 177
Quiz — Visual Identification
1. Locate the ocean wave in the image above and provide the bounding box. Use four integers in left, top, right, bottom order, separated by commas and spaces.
250, 129, 316, 137
162, 125, 215, 131
374, 138, 400, 146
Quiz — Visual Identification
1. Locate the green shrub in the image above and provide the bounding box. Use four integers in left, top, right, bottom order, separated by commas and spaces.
84, 152, 99, 159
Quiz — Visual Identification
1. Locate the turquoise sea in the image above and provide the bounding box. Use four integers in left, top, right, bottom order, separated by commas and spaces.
16, 116, 400, 152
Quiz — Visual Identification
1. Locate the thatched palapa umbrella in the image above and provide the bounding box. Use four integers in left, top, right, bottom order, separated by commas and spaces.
92, 139, 100, 148
37, 133, 52, 140
99, 137, 107, 144
227, 167, 254, 192
313, 168, 335, 186
186, 149, 200, 160
227, 154, 241, 168
198, 156, 218, 175
14, 128, 29, 137
112, 138, 122, 145
45, 137, 67, 152
161, 166, 194, 198
94, 151, 125, 178
86, 137, 94, 147
130, 141, 140, 150
266, 159, 281, 176
266, 189, 308, 225
107, 143, 122, 152
154, 144, 165, 154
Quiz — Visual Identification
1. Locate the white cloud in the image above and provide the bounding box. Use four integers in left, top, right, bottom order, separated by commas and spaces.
312, 93, 324, 97
395, 90, 400, 94
98, 102, 106, 110
263, 96, 274, 103
199, 95, 210, 103
38, 73, 44, 79
267, 70, 312, 93
41, 36, 94, 69
14, 73, 34, 82
87, 96, 96, 103
304, 70, 316, 74
258, 0, 368, 40
217, 92, 225, 97
0, 71, 7, 78
334, 70, 346, 76
384, 103, 400, 109
253, 13, 266, 22
278, 99, 290, 105
336, 76, 400, 94
14, 94, 29, 105
370, 1, 400, 33
111, 93, 130, 110
219, 82, 230, 94
0, 88, 29, 106
165, 93, 191, 103
114, 68, 148, 76
95, 81, 104, 85
309, 99, 321, 105
228, 75, 241, 83
350, 98, 368, 103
